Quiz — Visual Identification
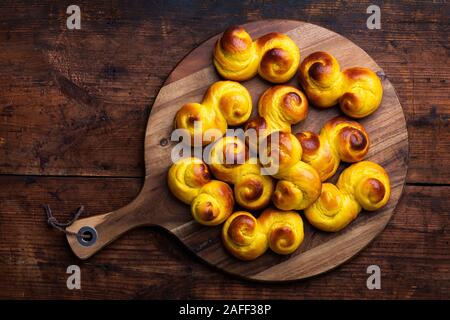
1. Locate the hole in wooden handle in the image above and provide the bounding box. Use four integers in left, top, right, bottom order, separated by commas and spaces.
76, 226, 97, 247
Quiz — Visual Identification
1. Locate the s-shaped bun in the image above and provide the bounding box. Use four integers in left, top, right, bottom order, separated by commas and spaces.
296, 116, 370, 181
305, 161, 391, 232
222, 208, 304, 260
174, 81, 252, 146
168, 157, 234, 226
299, 51, 383, 118
208, 136, 274, 211
214, 26, 300, 83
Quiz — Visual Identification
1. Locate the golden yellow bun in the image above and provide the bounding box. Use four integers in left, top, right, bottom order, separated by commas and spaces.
340, 67, 383, 118
208, 136, 274, 211
168, 157, 234, 226
222, 208, 304, 260
222, 211, 268, 261
260, 131, 322, 211
337, 161, 391, 211
296, 116, 370, 181
258, 85, 308, 133
244, 85, 308, 152
259, 208, 304, 255
167, 156, 211, 204
263, 130, 303, 174
304, 183, 360, 232
191, 180, 235, 226
298, 51, 344, 108
272, 161, 322, 211
174, 81, 252, 145
299, 51, 383, 118
304, 161, 391, 232
213, 26, 300, 83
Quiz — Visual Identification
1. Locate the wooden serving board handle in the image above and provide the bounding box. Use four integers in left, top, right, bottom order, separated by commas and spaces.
65, 193, 152, 259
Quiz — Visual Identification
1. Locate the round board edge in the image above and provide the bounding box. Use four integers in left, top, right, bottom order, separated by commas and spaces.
143, 19, 410, 282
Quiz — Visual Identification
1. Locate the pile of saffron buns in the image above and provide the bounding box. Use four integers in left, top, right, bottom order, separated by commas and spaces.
167, 26, 390, 261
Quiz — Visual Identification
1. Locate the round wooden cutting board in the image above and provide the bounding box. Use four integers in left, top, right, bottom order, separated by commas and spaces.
66, 20, 409, 281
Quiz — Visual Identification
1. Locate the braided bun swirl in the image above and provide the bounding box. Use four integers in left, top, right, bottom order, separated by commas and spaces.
261, 131, 322, 211
305, 161, 391, 232
174, 81, 252, 146
168, 157, 234, 226
259, 208, 304, 255
299, 51, 383, 118
245, 85, 308, 152
296, 116, 370, 181
213, 26, 300, 83
337, 161, 391, 211
208, 136, 274, 211
247, 85, 308, 133
222, 208, 304, 260
222, 211, 268, 261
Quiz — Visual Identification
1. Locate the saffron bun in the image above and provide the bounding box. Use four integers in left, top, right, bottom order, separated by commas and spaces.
174, 81, 252, 146
246, 85, 308, 132
222, 208, 304, 260
213, 26, 300, 83
299, 51, 383, 118
304, 161, 391, 232
167, 157, 234, 226
296, 116, 370, 181
244, 85, 308, 152
258, 208, 304, 255
222, 211, 268, 260
260, 131, 322, 211
208, 136, 274, 211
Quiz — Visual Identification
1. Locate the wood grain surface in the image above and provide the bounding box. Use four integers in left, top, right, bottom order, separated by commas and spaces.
0, 0, 448, 298
64, 19, 408, 282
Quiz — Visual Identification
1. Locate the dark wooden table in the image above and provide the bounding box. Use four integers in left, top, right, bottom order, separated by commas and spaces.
0, 0, 448, 299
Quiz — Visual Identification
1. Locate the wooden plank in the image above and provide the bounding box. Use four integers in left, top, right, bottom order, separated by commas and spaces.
60, 20, 408, 280
0, 1, 448, 183
0, 0, 447, 297
0, 176, 447, 298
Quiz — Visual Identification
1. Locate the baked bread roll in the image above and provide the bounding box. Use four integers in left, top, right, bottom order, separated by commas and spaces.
167, 157, 234, 225
245, 85, 308, 148
245, 85, 308, 155
222, 211, 268, 260
213, 26, 300, 83
174, 81, 252, 146
260, 131, 322, 211
296, 116, 370, 181
258, 208, 304, 255
299, 51, 383, 118
222, 208, 304, 260
208, 136, 274, 210
305, 161, 391, 232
